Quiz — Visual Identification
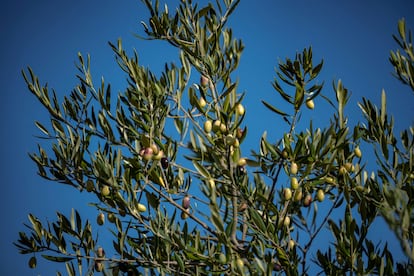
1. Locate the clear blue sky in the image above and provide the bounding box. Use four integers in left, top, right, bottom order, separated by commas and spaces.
1, 0, 413, 275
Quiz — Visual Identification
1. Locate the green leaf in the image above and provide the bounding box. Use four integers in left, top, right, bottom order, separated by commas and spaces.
248, 208, 266, 233
175, 253, 185, 271
42, 255, 74, 262
35, 121, 49, 136
398, 18, 406, 40
380, 89, 386, 125
261, 100, 288, 116
192, 160, 210, 178
276, 247, 290, 268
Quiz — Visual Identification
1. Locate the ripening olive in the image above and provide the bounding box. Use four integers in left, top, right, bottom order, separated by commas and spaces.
97, 247, 105, 258
143, 147, 154, 161
200, 75, 209, 87
303, 194, 312, 207
182, 195, 190, 209
219, 122, 227, 133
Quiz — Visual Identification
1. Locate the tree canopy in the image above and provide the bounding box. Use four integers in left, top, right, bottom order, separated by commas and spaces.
15, 0, 413, 275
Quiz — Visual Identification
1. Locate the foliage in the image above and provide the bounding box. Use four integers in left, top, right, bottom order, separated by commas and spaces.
15, 0, 413, 275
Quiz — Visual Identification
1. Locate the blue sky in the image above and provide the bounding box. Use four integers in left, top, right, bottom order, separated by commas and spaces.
1, 0, 413, 275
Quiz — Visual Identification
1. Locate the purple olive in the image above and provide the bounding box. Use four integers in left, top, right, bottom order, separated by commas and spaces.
161, 157, 169, 169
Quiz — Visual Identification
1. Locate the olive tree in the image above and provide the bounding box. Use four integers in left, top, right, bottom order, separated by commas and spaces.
15, 0, 413, 275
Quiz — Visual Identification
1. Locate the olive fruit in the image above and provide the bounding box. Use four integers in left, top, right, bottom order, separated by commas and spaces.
100, 185, 110, 197
288, 239, 295, 250
325, 176, 335, 184
237, 158, 247, 167
141, 147, 153, 161
281, 149, 289, 159
204, 120, 212, 133
354, 147, 362, 158
97, 247, 105, 258
339, 166, 347, 176
305, 99, 315, 109
137, 203, 147, 213
344, 162, 355, 172
303, 194, 312, 207
118, 209, 126, 217
236, 258, 244, 272
153, 150, 164, 161
273, 263, 282, 271
97, 213, 105, 225
199, 97, 207, 107
283, 188, 292, 200
236, 127, 244, 139
294, 189, 303, 202
181, 208, 190, 219
316, 189, 325, 202
217, 253, 227, 264
283, 216, 291, 227
28, 256, 37, 269
290, 177, 299, 190
107, 213, 116, 223
290, 162, 298, 174
212, 120, 221, 132
86, 180, 94, 192
225, 134, 236, 145
182, 195, 190, 209
95, 261, 104, 272
200, 75, 209, 87
160, 157, 169, 169
235, 103, 245, 116
150, 144, 159, 155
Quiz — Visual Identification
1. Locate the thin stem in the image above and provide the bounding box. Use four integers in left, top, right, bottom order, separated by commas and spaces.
300, 194, 342, 273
